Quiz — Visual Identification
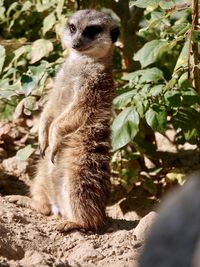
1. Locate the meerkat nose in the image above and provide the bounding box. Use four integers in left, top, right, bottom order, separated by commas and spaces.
72, 41, 81, 49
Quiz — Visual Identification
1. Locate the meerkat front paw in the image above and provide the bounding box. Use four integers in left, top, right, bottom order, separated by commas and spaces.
38, 125, 49, 158
39, 136, 48, 158
49, 122, 62, 164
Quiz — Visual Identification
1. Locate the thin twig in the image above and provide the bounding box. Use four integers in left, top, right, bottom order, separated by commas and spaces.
192, 0, 200, 94
187, 29, 192, 81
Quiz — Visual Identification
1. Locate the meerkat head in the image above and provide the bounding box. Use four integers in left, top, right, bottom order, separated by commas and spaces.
62, 9, 120, 59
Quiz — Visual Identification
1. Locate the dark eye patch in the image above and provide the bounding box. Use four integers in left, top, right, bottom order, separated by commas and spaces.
83, 25, 102, 39
68, 23, 76, 34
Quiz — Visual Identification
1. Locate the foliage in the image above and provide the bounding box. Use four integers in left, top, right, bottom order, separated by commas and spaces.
111, 0, 200, 189
0, 0, 69, 120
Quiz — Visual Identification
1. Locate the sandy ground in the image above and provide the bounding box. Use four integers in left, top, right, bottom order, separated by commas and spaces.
0, 124, 199, 267
0, 184, 157, 267
0, 154, 158, 267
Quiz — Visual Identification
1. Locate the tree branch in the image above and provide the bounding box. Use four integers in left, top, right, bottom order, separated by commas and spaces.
192, 0, 200, 94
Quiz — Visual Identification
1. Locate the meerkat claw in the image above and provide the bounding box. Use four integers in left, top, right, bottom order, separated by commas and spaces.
40, 147, 46, 158
51, 150, 57, 164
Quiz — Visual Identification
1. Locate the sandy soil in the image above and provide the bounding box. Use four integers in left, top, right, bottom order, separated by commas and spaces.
0, 181, 157, 267
0, 154, 159, 267
0, 123, 199, 267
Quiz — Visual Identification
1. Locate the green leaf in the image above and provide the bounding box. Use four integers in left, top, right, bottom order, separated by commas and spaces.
140, 68, 164, 83
159, 0, 175, 9
182, 89, 200, 105
123, 68, 164, 83
21, 62, 48, 96
179, 80, 200, 105
21, 75, 36, 96
192, 30, 200, 43
12, 45, 31, 62
132, 0, 159, 8
0, 82, 20, 99
43, 12, 56, 36
16, 145, 35, 161
112, 107, 140, 150
164, 91, 181, 107
178, 72, 187, 87
173, 107, 200, 133
7, 2, 18, 19
184, 128, 199, 143
36, 2, 52, 12
166, 170, 185, 185
21, 1, 32, 12
0, 45, 5, 74
150, 84, 164, 96
29, 61, 48, 76
0, 100, 16, 120
163, 77, 177, 91
113, 90, 136, 108
133, 94, 145, 117
31, 39, 53, 63
0, 5, 5, 22
143, 179, 157, 195
0, 89, 17, 99
134, 40, 168, 68
145, 105, 167, 133
56, 0, 65, 19
172, 23, 190, 36
174, 40, 189, 71
173, 107, 200, 144
138, 10, 166, 32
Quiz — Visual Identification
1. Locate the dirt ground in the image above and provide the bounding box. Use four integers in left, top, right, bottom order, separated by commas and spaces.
0, 158, 158, 267
0, 123, 199, 267
0, 194, 158, 267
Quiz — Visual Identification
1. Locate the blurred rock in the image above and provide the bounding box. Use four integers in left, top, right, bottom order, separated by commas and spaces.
2, 156, 28, 177
134, 211, 157, 242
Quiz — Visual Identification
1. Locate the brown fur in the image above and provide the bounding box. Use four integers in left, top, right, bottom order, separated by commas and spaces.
6, 10, 119, 232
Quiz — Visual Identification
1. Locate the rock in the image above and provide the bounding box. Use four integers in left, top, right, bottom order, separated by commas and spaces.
68, 241, 105, 266
134, 212, 157, 242
19, 250, 45, 266
2, 156, 28, 176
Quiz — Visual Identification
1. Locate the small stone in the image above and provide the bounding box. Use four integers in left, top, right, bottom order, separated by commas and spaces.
134, 211, 157, 242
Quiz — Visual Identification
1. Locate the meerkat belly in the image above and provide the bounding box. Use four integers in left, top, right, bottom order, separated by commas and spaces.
47, 164, 73, 219
57, 177, 73, 219
50, 180, 73, 219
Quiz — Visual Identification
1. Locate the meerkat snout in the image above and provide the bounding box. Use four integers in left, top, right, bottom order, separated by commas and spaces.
72, 39, 81, 49
62, 9, 119, 58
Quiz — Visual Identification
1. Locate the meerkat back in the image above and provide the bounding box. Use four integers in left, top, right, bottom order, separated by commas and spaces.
6, 9, 119, 233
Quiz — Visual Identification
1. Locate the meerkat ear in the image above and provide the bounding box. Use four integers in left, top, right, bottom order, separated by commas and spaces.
110, 27, 120, 43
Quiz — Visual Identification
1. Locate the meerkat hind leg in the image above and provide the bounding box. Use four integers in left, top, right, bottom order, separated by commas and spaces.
5, 195, 51, 216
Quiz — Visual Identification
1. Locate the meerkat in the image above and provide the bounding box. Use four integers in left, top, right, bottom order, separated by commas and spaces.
139, 171, 200, 267
6, 9, 119, 232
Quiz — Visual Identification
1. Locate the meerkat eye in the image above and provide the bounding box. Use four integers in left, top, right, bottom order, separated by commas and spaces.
69, 24, 76, 34
83, 25, 102, 39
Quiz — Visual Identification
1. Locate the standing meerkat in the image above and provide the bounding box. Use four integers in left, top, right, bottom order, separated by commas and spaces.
6, 9, 119, 232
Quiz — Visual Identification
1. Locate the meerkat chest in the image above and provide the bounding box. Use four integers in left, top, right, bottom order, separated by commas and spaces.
55, 55, 104, 110
54, 66, 79, 107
